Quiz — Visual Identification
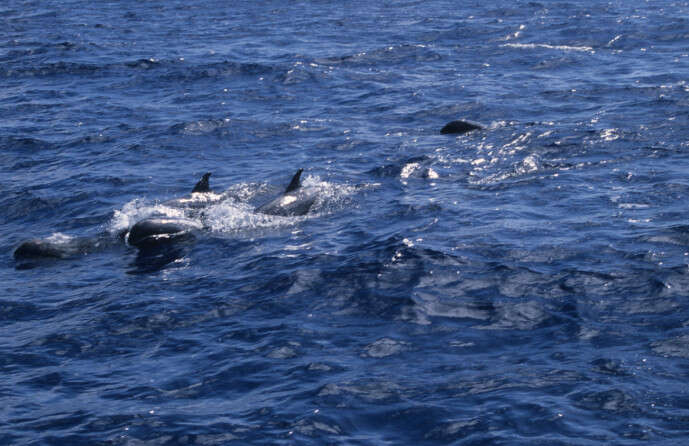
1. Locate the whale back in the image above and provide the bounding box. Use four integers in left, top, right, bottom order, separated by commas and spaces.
255, 169, 315, 216
440, 120, 482, 135
127, 218, 201, 249
14, 239, 66, 259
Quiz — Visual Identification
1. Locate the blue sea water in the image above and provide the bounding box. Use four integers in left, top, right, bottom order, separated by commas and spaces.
3, 0, 689, 443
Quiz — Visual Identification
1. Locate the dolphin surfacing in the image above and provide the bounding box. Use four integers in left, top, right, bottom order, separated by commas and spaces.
255, 169, 316, 217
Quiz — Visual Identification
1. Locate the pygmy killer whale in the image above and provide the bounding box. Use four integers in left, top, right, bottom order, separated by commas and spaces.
125, 173, 211, 249
126, 217, 202, 249
255, 168, 316, 217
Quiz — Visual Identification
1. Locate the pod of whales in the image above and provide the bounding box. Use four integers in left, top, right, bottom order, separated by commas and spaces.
13, 168, 316, 262
13, 117, 475, 265
126, 168, 314, 249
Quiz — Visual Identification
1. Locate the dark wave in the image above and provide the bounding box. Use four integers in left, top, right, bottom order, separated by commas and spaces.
314, 44, 442, 67
0, 58, 276, 81
0, 136, 56, 151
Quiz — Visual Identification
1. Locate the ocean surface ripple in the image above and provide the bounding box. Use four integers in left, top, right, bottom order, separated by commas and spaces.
3, 0, 689, 444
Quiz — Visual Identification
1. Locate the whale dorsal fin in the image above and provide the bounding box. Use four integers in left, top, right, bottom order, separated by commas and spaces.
192, 172, 211, 193
284, 169, 303, 194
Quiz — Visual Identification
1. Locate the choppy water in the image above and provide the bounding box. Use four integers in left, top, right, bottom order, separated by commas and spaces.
3, 0, 689, 444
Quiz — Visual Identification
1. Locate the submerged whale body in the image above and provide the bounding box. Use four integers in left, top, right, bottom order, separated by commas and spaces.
255, 169, 316, 217
13, 235, 112, 261
440, 120, 482, 135
14, 239, 71, 259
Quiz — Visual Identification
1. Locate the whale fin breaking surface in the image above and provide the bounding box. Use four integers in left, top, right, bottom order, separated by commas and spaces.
284, 168, 303, 194
255, 168, 315, 216
192, 172, 212, 193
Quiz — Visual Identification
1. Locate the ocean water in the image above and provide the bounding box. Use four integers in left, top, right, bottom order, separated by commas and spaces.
3, 0, 689, 444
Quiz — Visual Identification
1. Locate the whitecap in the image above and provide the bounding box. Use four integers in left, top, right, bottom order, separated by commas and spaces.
502, 42, 595, 53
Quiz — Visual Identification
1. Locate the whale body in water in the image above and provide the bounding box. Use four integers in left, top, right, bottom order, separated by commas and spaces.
13, 233, 119, 262
125, 173, 212, 249
255, 169, 316, 217
440, 120, 482, 135
13, 236, 94, 259
126, 217, 202, 249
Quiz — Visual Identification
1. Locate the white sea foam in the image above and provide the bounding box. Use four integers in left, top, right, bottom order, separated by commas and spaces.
45, 232, 75, 244
502, 42, 595, 53
109, 198, 189, 234
400, 162, 420, 179
203, 200, 298, 233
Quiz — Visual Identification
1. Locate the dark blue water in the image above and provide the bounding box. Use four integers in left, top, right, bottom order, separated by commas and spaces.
3, 0, 689, 443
